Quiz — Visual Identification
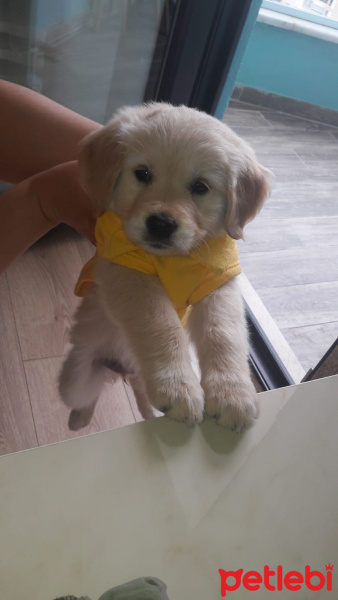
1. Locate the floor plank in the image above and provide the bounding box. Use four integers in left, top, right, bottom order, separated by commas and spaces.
258, 110, 333, 133
238, 216, 338, 253
258, 281, 338, 330
24, 357, 136, 446
0, 274, 38, 455
262, 192, 338, 219
222, 107, 272, 129
281, 323, 338, 372
6, 226, 84, 360
240, 246, 338, 288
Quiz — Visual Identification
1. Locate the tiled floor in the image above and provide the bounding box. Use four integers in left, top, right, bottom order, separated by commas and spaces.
0, 227, 144, 456
223, 99, 338, 372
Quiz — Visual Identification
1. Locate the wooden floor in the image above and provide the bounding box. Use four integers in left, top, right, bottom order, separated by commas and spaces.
1, 102, 338, 456
0, 227, 144, 456
223, 100, 338, 375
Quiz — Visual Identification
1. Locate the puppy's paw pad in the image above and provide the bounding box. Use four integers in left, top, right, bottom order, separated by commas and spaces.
204, 379, 259, 433
216, 400, 258, 433
165, 401, 204, 426
149, 375, 205, 426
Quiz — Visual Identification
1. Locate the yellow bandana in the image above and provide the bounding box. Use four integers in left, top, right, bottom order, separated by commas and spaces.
75, 211, 241, 321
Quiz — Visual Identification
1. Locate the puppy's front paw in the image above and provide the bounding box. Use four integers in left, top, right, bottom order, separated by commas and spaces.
147, 371, 205, 426
204, 376, 259, 433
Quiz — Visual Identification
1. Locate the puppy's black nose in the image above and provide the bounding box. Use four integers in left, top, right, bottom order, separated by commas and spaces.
146, 213, 178, 240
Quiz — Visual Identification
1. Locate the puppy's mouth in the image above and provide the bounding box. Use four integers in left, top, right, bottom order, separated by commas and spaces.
142, 238, 176, 255
147, 241, 172, 250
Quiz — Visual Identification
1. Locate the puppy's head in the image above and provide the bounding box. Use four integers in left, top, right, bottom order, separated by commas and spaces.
79, 103, 270, 255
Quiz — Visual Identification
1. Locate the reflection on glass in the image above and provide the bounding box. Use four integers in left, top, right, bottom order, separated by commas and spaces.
0, 0, 175, 123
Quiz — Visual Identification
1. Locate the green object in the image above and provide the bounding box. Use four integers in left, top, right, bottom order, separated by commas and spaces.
54, 577, 169, 600
98, 577, 169, 600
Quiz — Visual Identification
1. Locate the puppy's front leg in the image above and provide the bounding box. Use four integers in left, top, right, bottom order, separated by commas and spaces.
98, 261, 204, 425
188, 279, 258, 433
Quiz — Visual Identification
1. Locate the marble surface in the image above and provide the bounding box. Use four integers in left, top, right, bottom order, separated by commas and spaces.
1, 376, 337, 599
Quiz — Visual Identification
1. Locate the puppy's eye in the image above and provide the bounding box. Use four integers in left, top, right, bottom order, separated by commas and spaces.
134, 168, 152, 184
190, 180, 209, 195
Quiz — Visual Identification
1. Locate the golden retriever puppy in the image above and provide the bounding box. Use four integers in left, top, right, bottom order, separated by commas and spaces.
59, 103, 270, 433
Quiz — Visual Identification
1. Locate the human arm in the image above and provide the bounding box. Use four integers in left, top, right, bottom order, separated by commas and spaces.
0, 81, 102, 272
0, 80, 100, 183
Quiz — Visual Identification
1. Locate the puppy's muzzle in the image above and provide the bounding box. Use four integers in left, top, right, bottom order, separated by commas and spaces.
146, 212, 178, 243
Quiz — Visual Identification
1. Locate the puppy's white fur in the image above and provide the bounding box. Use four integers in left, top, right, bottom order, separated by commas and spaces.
59, 103, 270, 432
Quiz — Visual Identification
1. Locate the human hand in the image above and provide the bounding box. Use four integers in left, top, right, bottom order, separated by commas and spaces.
32, 160, 96, 244
0, 160, 96, 273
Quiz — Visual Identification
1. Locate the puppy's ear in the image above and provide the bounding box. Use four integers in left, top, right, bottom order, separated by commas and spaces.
225, 155, 271, 241
78, 119, 123, 216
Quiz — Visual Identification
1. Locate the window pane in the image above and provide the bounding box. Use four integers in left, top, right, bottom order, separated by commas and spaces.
1, 0, 174, 123
267, 0, 338, 21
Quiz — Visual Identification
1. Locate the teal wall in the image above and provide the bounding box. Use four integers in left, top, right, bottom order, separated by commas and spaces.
215, 0, 264, 119
236, 21, 338, 111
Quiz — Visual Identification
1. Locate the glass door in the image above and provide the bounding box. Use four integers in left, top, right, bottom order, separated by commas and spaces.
4, 0, 177, 122
0, 0, 259, 122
